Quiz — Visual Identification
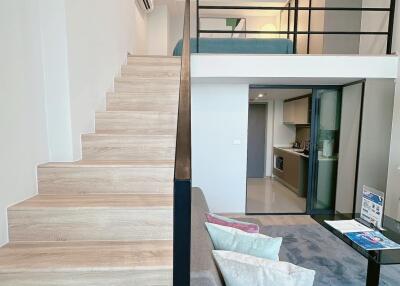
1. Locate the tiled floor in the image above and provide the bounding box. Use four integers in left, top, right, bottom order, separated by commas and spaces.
246, 177, 306, 213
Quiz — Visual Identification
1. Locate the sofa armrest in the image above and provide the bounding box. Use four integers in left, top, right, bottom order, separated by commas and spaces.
191, 187, 224, 286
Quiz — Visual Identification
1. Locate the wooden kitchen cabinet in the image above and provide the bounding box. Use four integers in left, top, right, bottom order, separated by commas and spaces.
273, 148, 308, 197
283, 97, 310, 125
294, 97, 309, 124
283, 100, 296, 124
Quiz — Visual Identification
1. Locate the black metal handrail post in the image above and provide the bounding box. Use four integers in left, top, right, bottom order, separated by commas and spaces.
293, 0, 299, 54
287, 2, 291, 39
197, 0, 200, 53
387, 0, 396, 54
173, 0, 192, 285
307, 0, 312, 54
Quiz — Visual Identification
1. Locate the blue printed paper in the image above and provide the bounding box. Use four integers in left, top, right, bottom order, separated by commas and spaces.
345, 231, 400, 251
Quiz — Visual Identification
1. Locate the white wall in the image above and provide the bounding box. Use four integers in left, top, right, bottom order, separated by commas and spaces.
385, 62, 400, 220
386, 0, 400, 218
308, 0, 325, 54
355, 79, 395, 212
39, 0, 73, 161
336, 83, 363, 213
262, 99, 290, 178
192, 84, 249, 213
64, 0, 139, 159
393, 0, 400, 54
273, 100, 296, 147
0, 0, 50, 245
265, 101, 274, 177
384, 0, 400, 218
147, 4, 169, 55
0, 0, 146, 245
359, 0, 390, 55
167, 0, 201, 55
245, 16, 281, 39
323, 0, 362, 54
132, 1, 148, 54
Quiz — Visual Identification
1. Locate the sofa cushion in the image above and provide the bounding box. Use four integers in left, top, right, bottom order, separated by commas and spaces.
213, 250, 316, 286
206, 222, 282, 261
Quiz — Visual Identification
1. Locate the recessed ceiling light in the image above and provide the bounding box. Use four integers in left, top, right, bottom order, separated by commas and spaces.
258, 93, 264, 98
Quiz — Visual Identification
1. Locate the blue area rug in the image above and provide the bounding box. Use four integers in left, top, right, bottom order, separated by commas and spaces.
258, 224, 400, 286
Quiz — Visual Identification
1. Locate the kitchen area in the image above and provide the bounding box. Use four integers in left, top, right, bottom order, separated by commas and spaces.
247, 88, 341, 214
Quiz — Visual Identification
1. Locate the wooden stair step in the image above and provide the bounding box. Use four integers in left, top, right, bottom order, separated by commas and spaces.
121, 65, 181, 78
106, 92, 179, 112
95, 111, 177, 135
0, 240, 172, 285
118, 77, 180, 85
8, 194, 173, 242
38, 160, 174, 195
127, 55, 180, 65
82, 134, 175, 161
114, 78, 180, 93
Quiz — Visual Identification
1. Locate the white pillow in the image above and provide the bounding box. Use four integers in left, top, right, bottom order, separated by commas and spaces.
205, 222, 282, 261
213, 250, 315, 286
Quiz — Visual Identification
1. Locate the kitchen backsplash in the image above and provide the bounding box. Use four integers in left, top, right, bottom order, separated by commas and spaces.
296, 126, 310, 148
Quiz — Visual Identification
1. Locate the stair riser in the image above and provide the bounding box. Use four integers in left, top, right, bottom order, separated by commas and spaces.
0, 270, 172, 286
121, 66, 180, 78
118, 78, 180, 85
38, 167, 174, 194
127, 57, 180, 65
82, 135, 175, 161
8, 209, 172, 241
114, 81, 179, 94
95, 112, 177, 135
106, 95, 178, 112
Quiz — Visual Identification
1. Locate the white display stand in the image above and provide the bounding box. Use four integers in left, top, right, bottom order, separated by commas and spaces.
360, 186, 384, 229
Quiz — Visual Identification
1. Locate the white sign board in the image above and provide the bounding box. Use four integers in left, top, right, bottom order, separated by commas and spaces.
360, 186, 384, 229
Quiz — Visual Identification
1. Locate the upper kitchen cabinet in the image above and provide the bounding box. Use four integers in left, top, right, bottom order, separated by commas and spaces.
283, 96, 310, 125
283, 100, 296, 124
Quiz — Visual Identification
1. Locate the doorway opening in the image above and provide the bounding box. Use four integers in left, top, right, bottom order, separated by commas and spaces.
246, 85, 358, 215
246, 88, 312, 214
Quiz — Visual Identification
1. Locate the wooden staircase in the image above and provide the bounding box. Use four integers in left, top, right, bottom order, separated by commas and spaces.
0, 55, 181, 285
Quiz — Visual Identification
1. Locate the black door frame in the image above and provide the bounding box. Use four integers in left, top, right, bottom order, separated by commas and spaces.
307, 87, 343, 215
246, 82, 365, 216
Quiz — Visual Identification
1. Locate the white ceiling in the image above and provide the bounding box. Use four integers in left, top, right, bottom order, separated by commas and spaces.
249, 88, 312, 102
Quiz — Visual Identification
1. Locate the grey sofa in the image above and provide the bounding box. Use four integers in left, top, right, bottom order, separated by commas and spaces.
190, 187, 400, 286
191, 187, 224, 286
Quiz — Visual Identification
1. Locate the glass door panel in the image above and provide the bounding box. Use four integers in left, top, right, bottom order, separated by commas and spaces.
308, 88, 342, 213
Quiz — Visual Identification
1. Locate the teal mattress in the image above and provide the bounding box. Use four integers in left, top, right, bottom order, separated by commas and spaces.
173, 38, 293, 56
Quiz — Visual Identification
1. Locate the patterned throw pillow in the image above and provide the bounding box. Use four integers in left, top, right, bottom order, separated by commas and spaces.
205, 213, 260, 233
213, 250, 316, 286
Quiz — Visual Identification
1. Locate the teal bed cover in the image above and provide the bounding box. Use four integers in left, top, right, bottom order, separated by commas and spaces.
173, 38, 294, 56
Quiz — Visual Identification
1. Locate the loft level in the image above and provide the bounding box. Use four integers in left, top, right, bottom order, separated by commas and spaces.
195, 0, 397, 55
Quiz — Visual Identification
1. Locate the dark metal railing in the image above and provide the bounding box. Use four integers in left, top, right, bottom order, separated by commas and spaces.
173, 0, 191, 285
196, 0, 396, 54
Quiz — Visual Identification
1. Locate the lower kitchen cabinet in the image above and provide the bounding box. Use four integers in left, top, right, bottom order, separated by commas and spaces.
273, 147, 308, 197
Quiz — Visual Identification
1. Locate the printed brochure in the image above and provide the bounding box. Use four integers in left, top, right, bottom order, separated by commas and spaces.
345, 231, 400, 251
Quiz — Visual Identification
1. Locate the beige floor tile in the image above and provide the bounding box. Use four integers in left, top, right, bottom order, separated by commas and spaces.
246, 177, 306, 213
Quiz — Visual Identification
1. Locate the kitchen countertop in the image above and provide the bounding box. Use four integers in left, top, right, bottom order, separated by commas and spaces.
274, 146, 339, 161
274, 146, 309, 158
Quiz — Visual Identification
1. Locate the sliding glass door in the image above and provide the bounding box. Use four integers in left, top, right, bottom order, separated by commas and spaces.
307, 88, 342, 214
